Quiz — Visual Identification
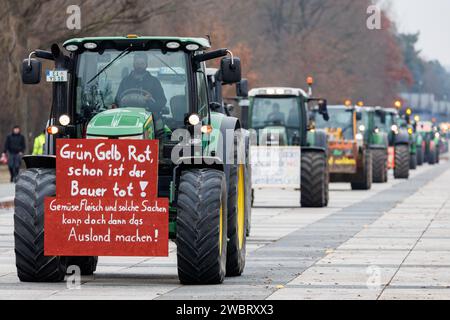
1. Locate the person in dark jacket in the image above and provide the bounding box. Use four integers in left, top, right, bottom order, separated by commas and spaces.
2, 126, 26, 183
115, 52, 167, 113
114, 53, 167, 136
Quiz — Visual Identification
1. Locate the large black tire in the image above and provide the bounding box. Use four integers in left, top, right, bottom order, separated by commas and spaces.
67, 257, 98, 276
417, 147, 424, 166
301, 151, 328, 207
372, 149, 388, 183
410, 152, 417, 170
14, 169, 68, 282
176, 169, 228, 285
394, 145, 410, 179
351, 151, 372, 190
428, 146, 437, 165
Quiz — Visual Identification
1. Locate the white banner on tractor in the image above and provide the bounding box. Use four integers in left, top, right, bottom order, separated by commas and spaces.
251, 146, 301, 188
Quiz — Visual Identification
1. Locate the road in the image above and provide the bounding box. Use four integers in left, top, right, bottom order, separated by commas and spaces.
1, 159, 450, 300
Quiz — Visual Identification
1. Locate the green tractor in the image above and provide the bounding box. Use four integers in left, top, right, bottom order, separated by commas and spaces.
247, 86, 330, 208
355, 106, 389, 183
417, 121, 441, 165
313, 105, 372, 190
17, 36, 251, 284
374, 108, 410, 179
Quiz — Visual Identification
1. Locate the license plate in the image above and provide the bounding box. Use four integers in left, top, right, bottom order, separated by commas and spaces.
46, 70, 68, 82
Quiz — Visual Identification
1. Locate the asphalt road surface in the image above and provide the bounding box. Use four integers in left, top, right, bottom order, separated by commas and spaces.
1, 159, 450, 300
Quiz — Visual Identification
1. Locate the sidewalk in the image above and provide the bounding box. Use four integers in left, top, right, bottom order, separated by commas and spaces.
0, 166, 14, 209
268, 162, 450, 300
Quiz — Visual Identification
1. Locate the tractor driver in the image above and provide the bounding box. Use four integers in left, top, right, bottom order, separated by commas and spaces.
267, 103, 285, 124
114, 53, 167, 133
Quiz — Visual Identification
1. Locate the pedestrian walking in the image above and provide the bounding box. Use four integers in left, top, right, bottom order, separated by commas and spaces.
32, 130, 46, 156
2, 126, 26, 183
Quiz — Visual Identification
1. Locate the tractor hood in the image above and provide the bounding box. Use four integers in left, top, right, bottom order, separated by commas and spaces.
87, 108, 153, 138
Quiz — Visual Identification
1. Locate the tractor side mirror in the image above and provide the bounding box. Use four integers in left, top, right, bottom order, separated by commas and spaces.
356, 112, 362, 121
21, 58, 42, 85
209, 102, 222, 112
237, 79, 249, 98
161, 106, 170, 115
310, 98, 329, 121
220, 57, 241, 84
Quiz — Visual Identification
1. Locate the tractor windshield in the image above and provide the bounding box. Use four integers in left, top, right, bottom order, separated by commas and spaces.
75, 49, 189, 129
315, 107, 354, 140
250, 96, 300, 129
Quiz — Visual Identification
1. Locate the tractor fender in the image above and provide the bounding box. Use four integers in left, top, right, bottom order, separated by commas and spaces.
395, 131, 410, 145
301, 146, 327, 155
369, 144, 387, 151
23, 155, 56, 169
307, 129, 328, 151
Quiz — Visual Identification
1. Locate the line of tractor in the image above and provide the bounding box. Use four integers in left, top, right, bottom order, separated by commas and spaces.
14, 35, 448, 286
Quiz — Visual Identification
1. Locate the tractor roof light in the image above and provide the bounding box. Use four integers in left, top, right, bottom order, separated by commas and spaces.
307, 76, 314, 86
408, 128, 414, 135
188, 114, 201, 126
186, 44, 200, 51
65, 44, 79, 52
47, 126, 59, 135
357, 101, 364, 107
166, 42, 181, 49
394, 100, 402, 109
126, 34, 139, 39
406, 108, 412, 116
414, 115, 420, 122
84, 42, 98, 50
344, 100, 352, 107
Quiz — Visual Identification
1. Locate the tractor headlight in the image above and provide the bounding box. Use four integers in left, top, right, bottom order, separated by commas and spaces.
374, 128, 380, 134
356, 133, 364, 141
435, 132, 440, 138
188, 114, 201, 126
84, 42, 98, 50
59, 114, 71, 126
65, 45, 79, 52
391, 125, 399, 134
359, 125, 366, 132
408, 128, 413, 135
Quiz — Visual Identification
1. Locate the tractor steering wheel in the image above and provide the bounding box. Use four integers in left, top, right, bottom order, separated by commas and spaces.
117, 88, 155, 109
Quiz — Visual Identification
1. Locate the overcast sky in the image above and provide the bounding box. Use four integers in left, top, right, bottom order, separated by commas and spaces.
384, 0, 450, 68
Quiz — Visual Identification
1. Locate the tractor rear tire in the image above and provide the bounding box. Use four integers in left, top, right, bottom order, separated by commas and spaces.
394, 145, 410, 179
428, 147, 437, 165
410, 152, 417, 170
176, 169, 228, 285
351, 151, 372, 190
372, 149, 387, 183
301, 151, 328, 207
67, 257, 98, 276
14, 169, 68, 282
417, 147, 424, 166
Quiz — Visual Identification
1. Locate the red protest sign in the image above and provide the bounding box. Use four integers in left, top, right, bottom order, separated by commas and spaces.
56, 140, 159, 199
45, 139, 169, 257
45, 197, 169, 257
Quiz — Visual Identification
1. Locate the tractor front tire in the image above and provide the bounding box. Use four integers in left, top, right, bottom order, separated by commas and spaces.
372, 149, 388, 183
176, 169, 228, 285
394, 145, 410, 179
417, 147, 424, 166
14, 169, 68, 282
410, 153, 417, 170
351, 151, 372, 190
301, 151, 328, 207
